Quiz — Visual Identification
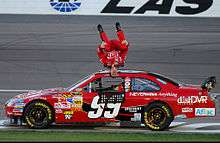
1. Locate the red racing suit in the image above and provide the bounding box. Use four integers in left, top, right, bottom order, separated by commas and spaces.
97, 30, 129, 67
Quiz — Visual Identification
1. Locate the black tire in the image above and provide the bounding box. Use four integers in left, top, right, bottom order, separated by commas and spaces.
24, 101, 53, 129
143, 102, 173, 131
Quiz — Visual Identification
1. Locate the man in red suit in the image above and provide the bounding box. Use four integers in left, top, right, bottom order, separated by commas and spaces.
97, 22, 129, 76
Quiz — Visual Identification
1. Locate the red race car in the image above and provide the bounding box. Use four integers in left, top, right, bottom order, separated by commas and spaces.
4, 69, 217, 130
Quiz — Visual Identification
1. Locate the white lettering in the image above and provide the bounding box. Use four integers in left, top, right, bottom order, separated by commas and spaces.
195, 108, 215, 116
54, 103, 71, 109
125, 107, 142, 112
88, 96, 105, 119
88, 96, 121, 119
130, 92, 157, 96
130, 92, 177, 97
177, 96, 208, 104
131, 113, 142, 121
182, 107, 193, 113
104, 103, 121, 118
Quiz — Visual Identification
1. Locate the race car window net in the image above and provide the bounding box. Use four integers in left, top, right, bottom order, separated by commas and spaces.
131, 78, 161, 92
148, 72, 182, 87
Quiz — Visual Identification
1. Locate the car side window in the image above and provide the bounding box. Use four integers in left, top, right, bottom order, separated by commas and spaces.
131, 78, 160, 92
83, 78, 101, 93
82, 77, 124, 93
101, 77, 124, 93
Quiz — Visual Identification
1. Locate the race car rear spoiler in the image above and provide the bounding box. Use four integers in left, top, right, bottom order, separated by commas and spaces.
201, 76, 217, 91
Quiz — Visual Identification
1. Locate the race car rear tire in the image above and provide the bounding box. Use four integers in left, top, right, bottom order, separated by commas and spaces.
143, 102, 173, 131
24, 101, 53, 129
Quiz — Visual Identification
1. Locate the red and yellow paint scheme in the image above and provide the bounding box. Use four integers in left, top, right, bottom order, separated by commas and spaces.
4, 69, 217, 130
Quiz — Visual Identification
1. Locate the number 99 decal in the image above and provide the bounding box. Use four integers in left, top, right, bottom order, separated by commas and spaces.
88, 96, 121, 119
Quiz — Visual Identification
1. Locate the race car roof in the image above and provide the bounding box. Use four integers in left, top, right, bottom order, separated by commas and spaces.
98, 69, 147, 74
97, 69, 180, 86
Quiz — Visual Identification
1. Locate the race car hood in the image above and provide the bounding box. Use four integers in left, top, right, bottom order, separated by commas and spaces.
14, 87, 64, 99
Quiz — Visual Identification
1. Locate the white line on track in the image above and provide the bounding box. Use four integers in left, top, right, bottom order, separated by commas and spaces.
170, 122, 186, 127
0, 90, 35, 92
173, 130, 220, 133
0, 120, 8, 129
140, 122, 186, 127
0, 120, 6, 126
170, 123, 220, 133
0, 119, 220, 133
183, 123, 220, 129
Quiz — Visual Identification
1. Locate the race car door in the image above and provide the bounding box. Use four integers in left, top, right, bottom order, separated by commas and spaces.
82, 76, 125, 120
124, 77, 161, 107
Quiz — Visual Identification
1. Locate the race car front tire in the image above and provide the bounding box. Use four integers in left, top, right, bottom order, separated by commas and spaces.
143, 102, 173, 131
24, 101, 53, 129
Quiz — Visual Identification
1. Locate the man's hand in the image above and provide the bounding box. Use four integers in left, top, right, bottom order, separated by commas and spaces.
121, 40, 129, 46
100, 41, 106, 49
111, 64, 118, 77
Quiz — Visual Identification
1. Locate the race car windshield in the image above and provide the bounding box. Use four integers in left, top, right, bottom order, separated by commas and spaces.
65, 74, 94, 92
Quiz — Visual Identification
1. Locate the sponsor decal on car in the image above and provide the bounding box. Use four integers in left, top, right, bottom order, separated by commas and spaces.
177, 96, 208, 105
182, 107, 193, 113
130, 92, 177, 97
62, 93, 72, 99
14, 103, 25, 108
158, 93, 177, 97
71, 108, 82, 112
13, 103, 25, 112
125, 77, 131, 92
195, 108, 215, 116
14, 98, 24, 103
72, 96, 83, 106
64, 110, 74, 115
66, 96, 83, 108
55, 108, 63, 113
131, 113, 142, 121
125, 107, 142, 113
13, 108, 23, 112
64, 114, 72, 120
64, 110, 74, 120
54, 103, 71, 109
71, 91, 83, 96
13, 112, 23, 116
66, 98, 73, 103
130, 92, 157, 96
58, 92, 83, 108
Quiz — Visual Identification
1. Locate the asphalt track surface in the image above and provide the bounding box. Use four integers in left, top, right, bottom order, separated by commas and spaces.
0, 15, 220, 133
